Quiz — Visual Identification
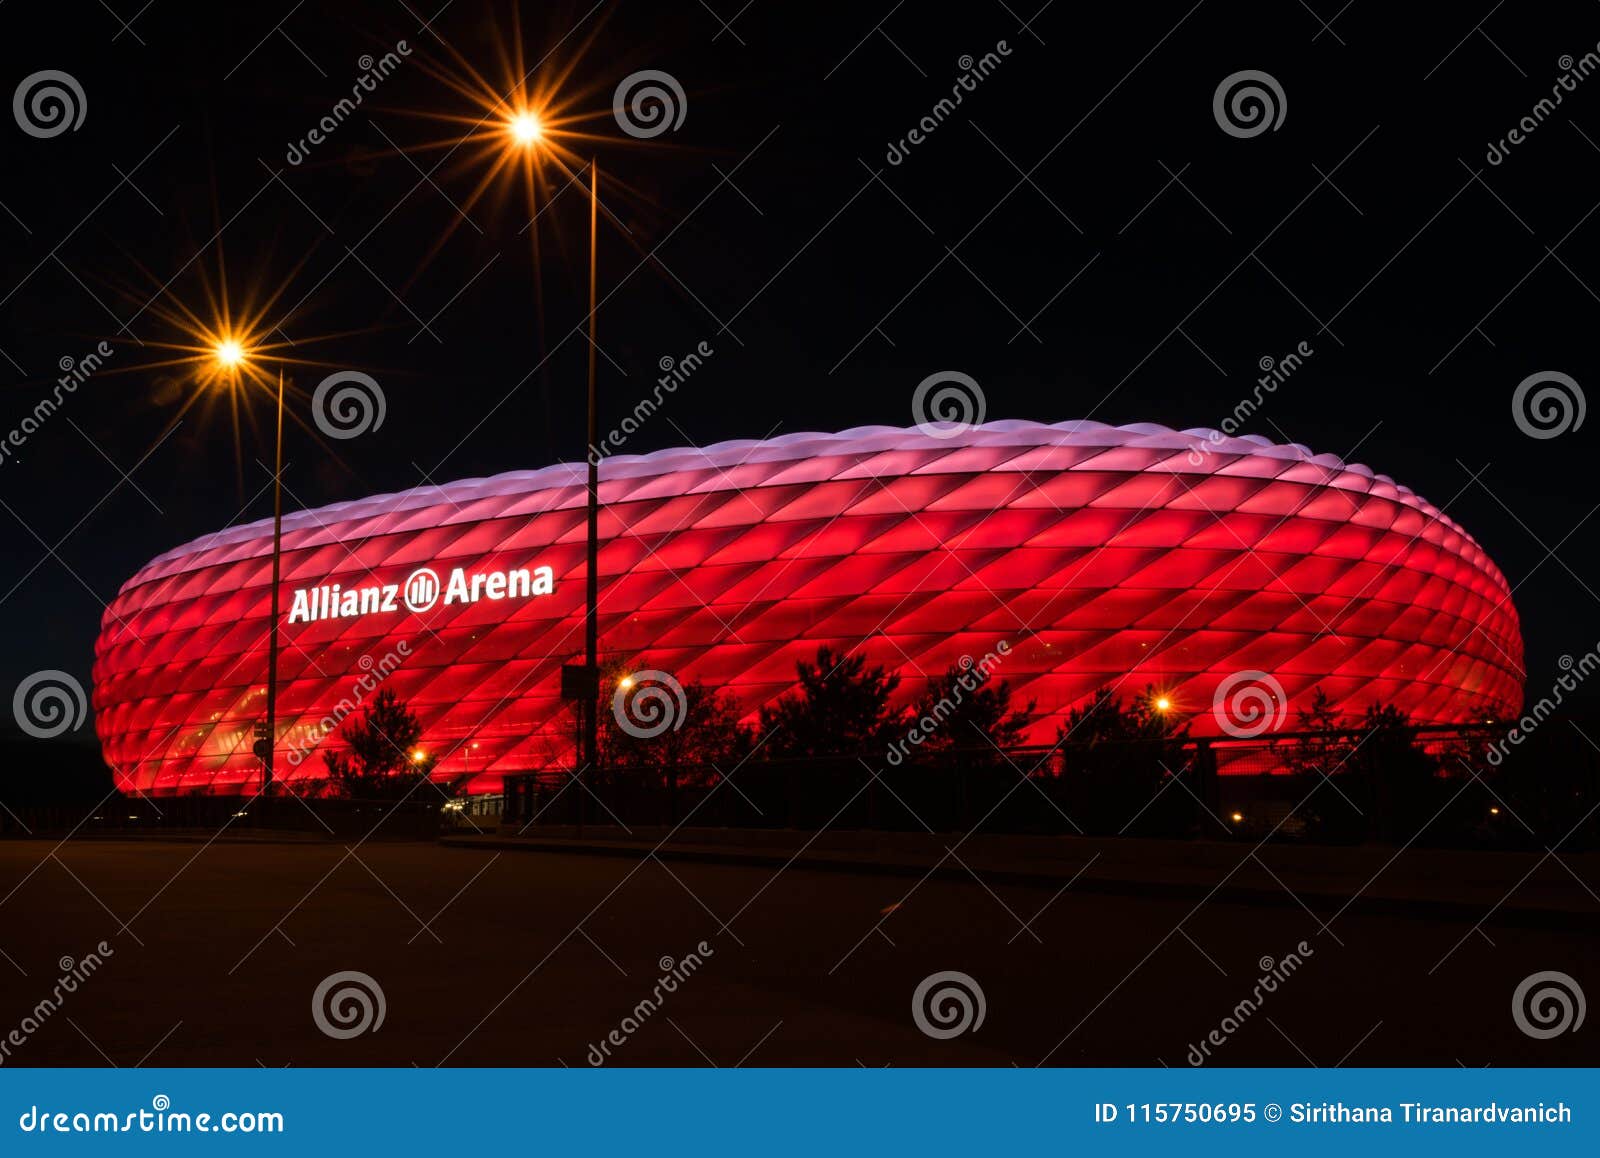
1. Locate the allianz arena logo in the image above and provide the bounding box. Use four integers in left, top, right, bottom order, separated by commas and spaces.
287, 563, 555, 624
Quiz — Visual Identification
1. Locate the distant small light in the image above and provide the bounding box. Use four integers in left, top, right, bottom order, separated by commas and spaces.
215, 339, 245, 367
618, 675, 635, 690
411, 748, 427, 764
1489, 806, 1500, 816
1230, 811, 1244, 823
1155, 697, 1172, 712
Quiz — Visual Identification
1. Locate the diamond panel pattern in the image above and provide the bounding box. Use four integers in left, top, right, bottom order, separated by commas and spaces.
91, 420, 1525, 796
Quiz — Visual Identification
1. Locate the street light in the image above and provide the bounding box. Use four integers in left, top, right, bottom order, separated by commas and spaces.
393, 56, 657, 797
509, 110, 543, 145
126, 258, 352, 801
501, 106, 605, 785
209, 338, 287, 800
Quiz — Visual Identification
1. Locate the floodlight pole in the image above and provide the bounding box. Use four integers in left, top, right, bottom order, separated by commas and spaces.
582, 159, 600, 790
264, 367, 285, 802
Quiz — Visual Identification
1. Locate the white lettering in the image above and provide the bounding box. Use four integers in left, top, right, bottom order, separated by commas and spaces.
285, 562, 555, 623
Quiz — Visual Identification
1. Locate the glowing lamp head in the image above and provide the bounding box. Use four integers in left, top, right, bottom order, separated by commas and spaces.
1155, 697, 1171, 712
509, 111, 543, 145
411, 748, 427, 764
214, 339, 246, 368
618, 675, 635, 690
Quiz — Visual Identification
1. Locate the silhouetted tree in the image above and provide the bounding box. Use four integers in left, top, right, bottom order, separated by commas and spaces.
1052, 686, 1190, 835
1295, 700, 1441, 843
1276, 687, 1344, 778
322, 689, 430, 800
601, 675, 753, 780
759, 645, 903, 757
1058, 686, 1187, 746
906, 660, 1034, 758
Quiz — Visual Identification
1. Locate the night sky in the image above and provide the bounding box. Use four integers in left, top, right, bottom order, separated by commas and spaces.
2, 0, 1598, 737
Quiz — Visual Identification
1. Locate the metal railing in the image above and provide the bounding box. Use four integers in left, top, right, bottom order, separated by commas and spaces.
8, 724, 1593, 850
498, 723, 1577, 845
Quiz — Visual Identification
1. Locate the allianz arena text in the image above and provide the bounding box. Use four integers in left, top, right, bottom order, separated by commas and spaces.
92, 420, 1525, 796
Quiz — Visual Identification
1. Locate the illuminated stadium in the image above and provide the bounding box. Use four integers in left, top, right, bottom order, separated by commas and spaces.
91, 420, 1525, 796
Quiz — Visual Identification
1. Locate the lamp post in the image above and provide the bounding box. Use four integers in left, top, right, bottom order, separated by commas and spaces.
213, 342, 286, 802
265, 366, 285, 799
583, 158, 599, 779
501, 109, 604, 778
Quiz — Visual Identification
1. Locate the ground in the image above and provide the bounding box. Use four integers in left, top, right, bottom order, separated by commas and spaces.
0, 837, 1592, 1067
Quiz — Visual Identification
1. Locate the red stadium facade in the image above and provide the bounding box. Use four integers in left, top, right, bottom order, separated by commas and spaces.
92, 420, 1525, 796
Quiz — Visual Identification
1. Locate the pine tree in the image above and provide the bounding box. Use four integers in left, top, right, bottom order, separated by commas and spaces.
758, 645, 904, 757
906, 660, 1034, 756
322, 689, 429, 799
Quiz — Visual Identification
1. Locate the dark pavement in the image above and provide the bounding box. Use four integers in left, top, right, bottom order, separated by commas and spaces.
0, 837, 1592, 1067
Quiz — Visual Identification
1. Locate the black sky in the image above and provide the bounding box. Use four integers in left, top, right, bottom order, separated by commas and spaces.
2, 0, 1598, 727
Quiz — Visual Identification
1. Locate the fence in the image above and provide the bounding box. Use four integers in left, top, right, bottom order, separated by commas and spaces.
6, 724, 1594, 850
503, 723, 1589, 847
503, 747, 1203, 836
